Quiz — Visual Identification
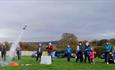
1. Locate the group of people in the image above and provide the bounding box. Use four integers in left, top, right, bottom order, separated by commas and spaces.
35, 41, 115, 64
36, 43, 54, 62
0, 41, 114, 65
65, 41, 96, 64
0, 42, 22, 61
65, 41, 115, 64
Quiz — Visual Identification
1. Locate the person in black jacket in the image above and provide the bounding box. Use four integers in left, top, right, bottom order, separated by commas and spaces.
36, 43, 43, 62
1, 42, 7, 61
76, 42, 85, 63
16, 46, 22, 60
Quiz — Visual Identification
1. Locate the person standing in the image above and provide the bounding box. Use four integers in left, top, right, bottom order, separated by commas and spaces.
36, 43, 43, 62
46, 43, 53, 59
65, 45, 72, 62
1, 42, 7, 61
89, 48, 96, 64
16, 46, 22, 60
84, 42, 92, 63
103, 41, 113, 64
76, 42, 84, 63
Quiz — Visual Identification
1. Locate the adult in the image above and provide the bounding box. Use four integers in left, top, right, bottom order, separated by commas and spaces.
1, 42, 7, 61
103, 41, 113, 64
36, 43, 43, 62
65, 45, 72, 62
16, 46, 22, 60
84, 42, 92, 63
46, 43, 53, 58
76, 42, 84, 63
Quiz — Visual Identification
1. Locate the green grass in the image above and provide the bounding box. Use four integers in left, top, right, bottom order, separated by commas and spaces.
0, 57, 115, 70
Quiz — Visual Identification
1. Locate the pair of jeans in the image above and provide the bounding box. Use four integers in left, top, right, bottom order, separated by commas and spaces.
1, 52, 6, 61
17, 51, 21, 60
105, 52, 110, 63
90, 58, 94, 64
66, 53, 71, 62
76, 52, 84, 63
36, 53, 42, 62
48, 52, 53, 61
84, 53, 90, 63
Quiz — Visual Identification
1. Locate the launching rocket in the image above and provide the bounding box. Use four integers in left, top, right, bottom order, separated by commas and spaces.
23, 25, 27, 30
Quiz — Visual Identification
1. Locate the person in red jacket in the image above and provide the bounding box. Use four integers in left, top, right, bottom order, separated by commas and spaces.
46, 43, 53, 58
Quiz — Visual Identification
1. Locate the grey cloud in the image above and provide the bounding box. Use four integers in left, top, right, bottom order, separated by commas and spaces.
0, 0, 114, 41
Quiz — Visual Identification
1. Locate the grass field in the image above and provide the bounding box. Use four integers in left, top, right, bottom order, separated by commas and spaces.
0, 57, 115, 70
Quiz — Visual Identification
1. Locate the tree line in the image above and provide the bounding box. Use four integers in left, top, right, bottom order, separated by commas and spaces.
0, 33, 115, 57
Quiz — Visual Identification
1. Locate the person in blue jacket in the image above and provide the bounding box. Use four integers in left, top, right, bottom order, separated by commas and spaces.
103, 41, 113, 64
109, 53, 115, 64
84, 42, 92, 63
65, 45, 72, 62
111, 53, 115, 63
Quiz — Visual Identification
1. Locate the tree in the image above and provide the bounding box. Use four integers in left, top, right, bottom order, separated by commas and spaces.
20, 42, 31, 51
58, 33, 78, 51
30, 44, 38, 51
98, 39, 108, 46
90, 40, 98, 46
94, 46, 104, 57
4, 41, 12, 50
110, 39, 115, 45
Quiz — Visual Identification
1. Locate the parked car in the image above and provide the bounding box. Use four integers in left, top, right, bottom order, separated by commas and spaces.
55, 51, 65, 58
100, 53, 105, 59
71, 53, 76, 58
31, 51, 37, 58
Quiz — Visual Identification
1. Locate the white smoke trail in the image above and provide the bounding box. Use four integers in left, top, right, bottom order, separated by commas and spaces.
7, 25, 27, 63
0, 25, 27, 67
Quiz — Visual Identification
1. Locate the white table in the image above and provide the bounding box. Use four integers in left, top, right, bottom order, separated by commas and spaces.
40, 56, 52, 65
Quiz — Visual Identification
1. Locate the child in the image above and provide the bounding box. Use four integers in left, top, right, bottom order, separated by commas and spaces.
89, 48, 96, 64
65, 45, 72, 62
109, 53, 115, 64
112, 53, 115, 63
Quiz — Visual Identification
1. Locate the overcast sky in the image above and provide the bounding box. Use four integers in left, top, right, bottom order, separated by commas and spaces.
0, 0, 115, 42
